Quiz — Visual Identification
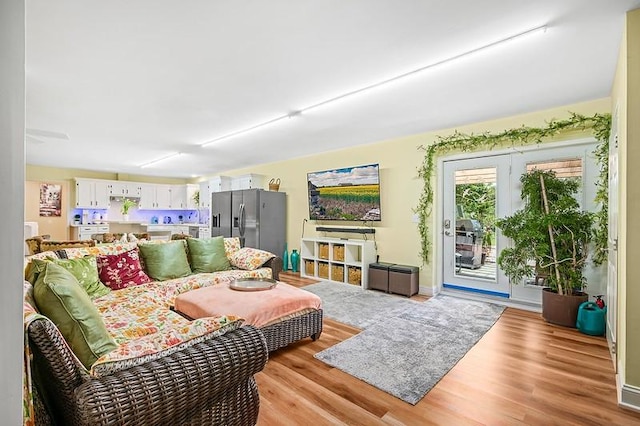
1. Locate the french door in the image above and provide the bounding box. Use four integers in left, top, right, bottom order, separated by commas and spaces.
441, 141, 600, 305
442, 155, 511, 297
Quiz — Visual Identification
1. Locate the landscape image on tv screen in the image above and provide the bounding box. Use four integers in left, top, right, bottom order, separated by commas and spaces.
307, 163, 381, 221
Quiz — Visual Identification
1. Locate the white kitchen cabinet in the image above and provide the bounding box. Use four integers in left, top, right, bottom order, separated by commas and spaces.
109, 181, 141, 198
74, 179, 110, 209
72, 224, 109, 240
170, 185, 187, 209
231, 174, 264, 190
210, 176, 232, 192
139, 184, 171, 209
198, 226, 211, 238
198, 181, 210, 209
198, 176, 231, 209
156, 185, 171, 209
186, 184, 199, 209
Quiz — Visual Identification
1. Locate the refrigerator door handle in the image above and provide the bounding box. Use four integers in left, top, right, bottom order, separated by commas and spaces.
239, 203, 246, 237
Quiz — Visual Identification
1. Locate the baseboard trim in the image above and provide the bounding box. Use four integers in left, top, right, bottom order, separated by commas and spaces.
620, 383, 640, 413
439, 288, 542, 312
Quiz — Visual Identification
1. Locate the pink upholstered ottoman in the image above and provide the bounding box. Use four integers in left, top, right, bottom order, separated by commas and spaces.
174, 281, 322, 328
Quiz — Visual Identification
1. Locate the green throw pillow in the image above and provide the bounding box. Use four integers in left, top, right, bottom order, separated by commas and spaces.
25, 258, 52, 285
138, 241, 192, 280
33, 262, 117, 369
26, 257, 111, 299
53, 256, 111, 299
186, 236, 231, 273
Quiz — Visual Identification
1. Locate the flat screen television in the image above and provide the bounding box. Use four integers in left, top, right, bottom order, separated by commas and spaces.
307, 163, 381, 221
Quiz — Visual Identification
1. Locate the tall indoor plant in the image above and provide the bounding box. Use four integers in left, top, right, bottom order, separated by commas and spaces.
497, 169, 594, 327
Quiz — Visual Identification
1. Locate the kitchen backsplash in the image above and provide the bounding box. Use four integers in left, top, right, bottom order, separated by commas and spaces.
71, 201, 208, 225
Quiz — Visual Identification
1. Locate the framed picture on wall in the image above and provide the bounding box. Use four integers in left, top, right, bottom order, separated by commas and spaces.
39, 183, 62, 217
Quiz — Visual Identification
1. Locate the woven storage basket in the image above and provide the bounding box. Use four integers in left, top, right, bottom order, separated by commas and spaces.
348, 266, 362, 285
331, 264, 344, 282
318, 262, 329, 279
333, 245, 345, 261
268, 178, 280, 191
305, 260, 315, 276
318, 243, 329, 259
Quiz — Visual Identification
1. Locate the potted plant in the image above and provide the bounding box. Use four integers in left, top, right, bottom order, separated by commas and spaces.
121, 198, 137, 221
496, 169, 594, 327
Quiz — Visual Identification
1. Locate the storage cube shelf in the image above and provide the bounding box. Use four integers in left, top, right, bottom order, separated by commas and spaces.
300, 237, 377, 288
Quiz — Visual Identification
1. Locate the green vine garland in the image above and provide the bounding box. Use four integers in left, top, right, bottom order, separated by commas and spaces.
416, 112, 611, 264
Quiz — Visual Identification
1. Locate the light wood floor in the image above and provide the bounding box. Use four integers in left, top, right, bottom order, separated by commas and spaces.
256, 272, 640, 425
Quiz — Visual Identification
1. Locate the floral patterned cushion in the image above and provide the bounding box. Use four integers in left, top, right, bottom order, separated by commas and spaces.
223, 237, 242, 257
229, 247, 275, 270
90, 315, 243, 377
63, 242, 139, 259
97, 248, 152, 290
95, 284, 188, 343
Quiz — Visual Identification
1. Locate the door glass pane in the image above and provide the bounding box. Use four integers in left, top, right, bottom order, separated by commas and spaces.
454, 167, 496, 280
522, 158, 583, 286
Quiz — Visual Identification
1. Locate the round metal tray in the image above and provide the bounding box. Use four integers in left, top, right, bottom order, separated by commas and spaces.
228, 277, 278, 291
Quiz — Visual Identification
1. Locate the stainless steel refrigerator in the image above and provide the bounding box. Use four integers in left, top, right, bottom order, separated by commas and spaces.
211, 189, 286, 256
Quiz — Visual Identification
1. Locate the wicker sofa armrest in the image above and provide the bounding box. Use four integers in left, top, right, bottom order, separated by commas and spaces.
263, 255, 283, 280
29, 318, 268, 426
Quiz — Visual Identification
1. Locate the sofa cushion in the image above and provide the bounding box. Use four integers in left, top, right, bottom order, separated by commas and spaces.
24, 251, 60, 284
28, 256, 111, 299
40, 239, 96, 252
138, 241, 192, 281
63, 242, 138, 259
90, 315, 243, 377
33, 262, 117, 368
97, 248, 152, 290
223, 237, 242, 257
187, 236, 230, 273
229, 247, 276, 270
52, 256, 111, 299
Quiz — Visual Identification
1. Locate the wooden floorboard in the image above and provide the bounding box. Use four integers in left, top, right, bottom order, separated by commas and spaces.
256, 272, 640, 425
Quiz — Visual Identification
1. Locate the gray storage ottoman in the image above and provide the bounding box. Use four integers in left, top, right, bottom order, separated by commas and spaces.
368, 262, 394, 292
388, 264, 419, 297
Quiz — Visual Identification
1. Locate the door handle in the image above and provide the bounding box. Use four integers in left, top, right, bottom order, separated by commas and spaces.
239, 204, 246, 236
445, 230, 454, 237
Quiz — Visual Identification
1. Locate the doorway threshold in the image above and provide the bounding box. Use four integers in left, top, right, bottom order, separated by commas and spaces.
439, 288, 541, 313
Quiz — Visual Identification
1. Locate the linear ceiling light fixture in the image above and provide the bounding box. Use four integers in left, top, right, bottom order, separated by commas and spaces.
139, 152, 183, 168
200, 24, 547, 148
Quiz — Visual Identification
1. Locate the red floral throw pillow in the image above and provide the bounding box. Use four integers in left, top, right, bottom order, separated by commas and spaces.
97, 248, 152, 290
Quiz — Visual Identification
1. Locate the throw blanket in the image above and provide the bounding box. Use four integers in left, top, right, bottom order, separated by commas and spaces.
174, 282, 322, 328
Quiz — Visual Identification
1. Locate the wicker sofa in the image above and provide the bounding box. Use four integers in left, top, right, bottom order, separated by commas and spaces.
23, 238, 282, 425
23, 237, 322, 425
27, 316, 267, 425
25, 235, 96, 255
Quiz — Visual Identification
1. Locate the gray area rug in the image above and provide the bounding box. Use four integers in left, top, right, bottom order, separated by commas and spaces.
303, 281, 505, 405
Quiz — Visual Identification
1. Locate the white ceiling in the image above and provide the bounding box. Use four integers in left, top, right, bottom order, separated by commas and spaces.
25, 0, 640, 178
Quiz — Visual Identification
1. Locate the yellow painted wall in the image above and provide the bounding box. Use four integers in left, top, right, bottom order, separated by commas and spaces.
205, 97, 610, 293
623, 8, 640, 388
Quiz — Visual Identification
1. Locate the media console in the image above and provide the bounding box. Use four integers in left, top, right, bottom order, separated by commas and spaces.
300, 237, 377, 288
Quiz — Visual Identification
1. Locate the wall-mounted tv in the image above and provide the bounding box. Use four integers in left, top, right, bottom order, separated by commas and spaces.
307, 163, 381, 221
